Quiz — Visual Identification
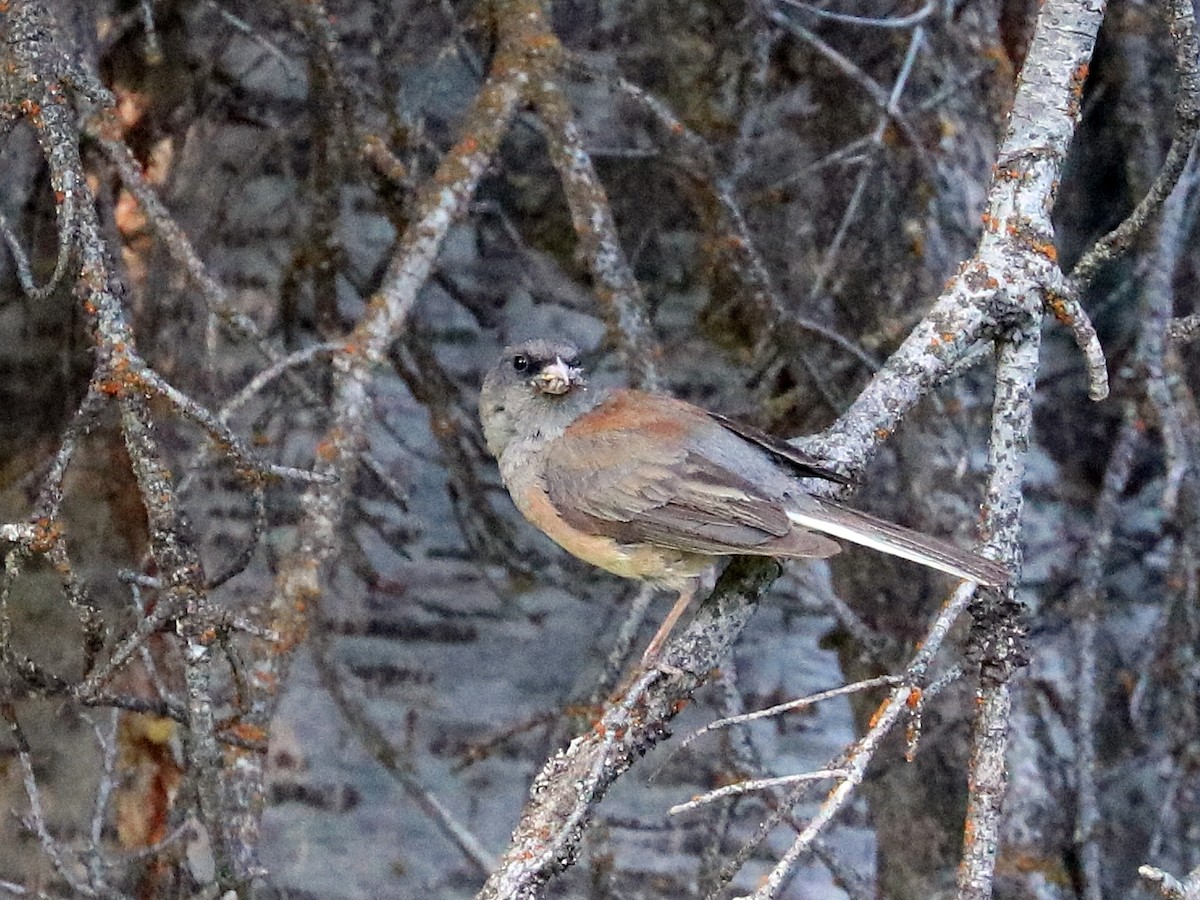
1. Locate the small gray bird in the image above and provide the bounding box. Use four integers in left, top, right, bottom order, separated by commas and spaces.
480, 339, 1006, 660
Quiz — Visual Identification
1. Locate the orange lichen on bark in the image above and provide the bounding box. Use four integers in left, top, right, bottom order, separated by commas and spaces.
1044, 293, 1075, 325
1032, 241, 1058, 261
228, 721, 269, 745
28, 517, 62, 554
866, 697, 889, 728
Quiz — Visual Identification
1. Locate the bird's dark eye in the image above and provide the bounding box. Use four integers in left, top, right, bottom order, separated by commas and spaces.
512, 354, 531, 373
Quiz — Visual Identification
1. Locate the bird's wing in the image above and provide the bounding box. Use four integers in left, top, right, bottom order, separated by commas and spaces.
705, 411, 854, 485
543, 391, 839, 558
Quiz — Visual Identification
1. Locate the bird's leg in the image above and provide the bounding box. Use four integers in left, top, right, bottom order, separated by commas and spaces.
641, 583, 696, 665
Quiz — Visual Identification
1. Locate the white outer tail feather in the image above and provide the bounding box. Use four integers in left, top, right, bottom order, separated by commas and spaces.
786, 505, 1006, 585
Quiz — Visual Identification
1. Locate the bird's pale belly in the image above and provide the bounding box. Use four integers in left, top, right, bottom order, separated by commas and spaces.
514, 480, 711, 587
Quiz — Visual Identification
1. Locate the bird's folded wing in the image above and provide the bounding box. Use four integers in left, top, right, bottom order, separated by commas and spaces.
544, 395, 836, 558
706, 411, 854, 485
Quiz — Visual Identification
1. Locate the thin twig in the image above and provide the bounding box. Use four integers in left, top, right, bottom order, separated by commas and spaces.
679, 674, 899, 751
669, 770, 848, 816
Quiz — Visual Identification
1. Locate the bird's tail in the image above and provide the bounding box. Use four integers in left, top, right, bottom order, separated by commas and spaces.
786, 499, 1007, 585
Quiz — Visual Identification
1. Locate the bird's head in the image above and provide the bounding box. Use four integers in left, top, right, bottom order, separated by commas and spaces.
480, 339, 590, 458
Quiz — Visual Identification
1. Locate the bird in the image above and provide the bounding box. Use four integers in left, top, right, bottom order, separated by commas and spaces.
479, 339, 1007, 662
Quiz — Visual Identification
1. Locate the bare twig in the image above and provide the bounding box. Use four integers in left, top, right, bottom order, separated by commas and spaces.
1070, 414, 1139, 900
679, 673, 899, 751
1069, 0, 1200, 288
530, 47, 660, 388
669, 770, 847, 816
478, 558, 782, 898
778, 0, 937, 30
309, 607, 495, 874
742, 583, 979, 899
235, 0, 553, 865
1140, 864, 1200, 900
